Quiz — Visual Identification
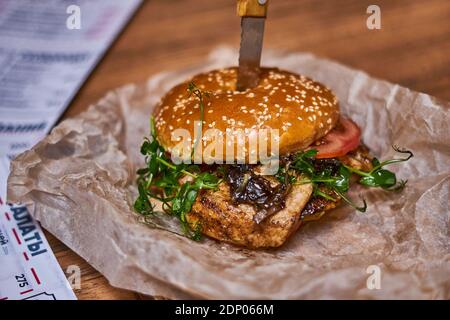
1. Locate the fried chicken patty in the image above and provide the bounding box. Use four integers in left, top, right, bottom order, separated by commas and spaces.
187, 180, 313, 248
185, 146, 373, 248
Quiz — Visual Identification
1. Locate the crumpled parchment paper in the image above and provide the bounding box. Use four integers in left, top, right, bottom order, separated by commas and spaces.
7, 47, 450, 299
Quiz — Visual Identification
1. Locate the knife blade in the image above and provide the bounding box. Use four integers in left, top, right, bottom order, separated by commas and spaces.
236, 0, 268, 91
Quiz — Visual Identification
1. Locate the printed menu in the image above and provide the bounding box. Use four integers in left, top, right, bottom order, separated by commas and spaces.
0, 0, 142, 299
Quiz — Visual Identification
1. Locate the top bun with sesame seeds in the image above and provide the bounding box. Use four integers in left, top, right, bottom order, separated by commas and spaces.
153, 67, 340, 161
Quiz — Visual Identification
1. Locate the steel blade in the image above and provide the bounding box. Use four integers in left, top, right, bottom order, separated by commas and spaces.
237, 17, 265, 91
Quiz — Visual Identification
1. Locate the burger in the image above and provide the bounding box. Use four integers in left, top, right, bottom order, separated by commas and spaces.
134, 67, 412, 248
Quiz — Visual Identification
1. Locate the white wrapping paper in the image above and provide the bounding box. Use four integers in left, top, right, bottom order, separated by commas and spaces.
7, 47, 450, 299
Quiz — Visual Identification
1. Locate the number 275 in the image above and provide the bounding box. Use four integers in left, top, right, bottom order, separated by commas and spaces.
15, 274, 29, 288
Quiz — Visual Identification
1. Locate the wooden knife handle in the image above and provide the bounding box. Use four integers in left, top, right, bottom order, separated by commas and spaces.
237, 0, 268, 17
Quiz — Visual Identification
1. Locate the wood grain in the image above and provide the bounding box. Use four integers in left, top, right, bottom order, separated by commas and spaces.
48, 0, 450, 299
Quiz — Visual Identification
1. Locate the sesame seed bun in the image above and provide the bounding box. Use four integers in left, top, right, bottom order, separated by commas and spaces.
154, 67, 340, 161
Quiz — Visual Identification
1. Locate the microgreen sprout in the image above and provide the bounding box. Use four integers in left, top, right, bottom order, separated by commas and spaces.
134, 85, 220, 240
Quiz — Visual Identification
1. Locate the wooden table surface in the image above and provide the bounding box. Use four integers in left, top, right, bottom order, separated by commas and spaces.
48, 0, 450, 299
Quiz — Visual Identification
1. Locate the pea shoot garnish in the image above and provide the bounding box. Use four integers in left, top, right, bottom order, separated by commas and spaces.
344, 145, 413, 191
281, 146, 413, 212
134, 83, 220, 239
134, 116, 222, 239
288, 149, 367, 212
187, 82, 210, 157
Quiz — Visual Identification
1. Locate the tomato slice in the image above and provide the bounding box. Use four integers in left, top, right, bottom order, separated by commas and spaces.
314, 117, 361, 159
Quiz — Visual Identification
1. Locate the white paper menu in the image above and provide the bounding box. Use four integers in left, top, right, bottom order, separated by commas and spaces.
0, 201, 77, 300
0, 0, 142, 299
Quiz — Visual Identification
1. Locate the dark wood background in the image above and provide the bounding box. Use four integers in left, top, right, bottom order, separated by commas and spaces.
49, 0, 450, 299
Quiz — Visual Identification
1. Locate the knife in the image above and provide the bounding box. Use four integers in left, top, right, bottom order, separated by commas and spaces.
236, 0, 269, 91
